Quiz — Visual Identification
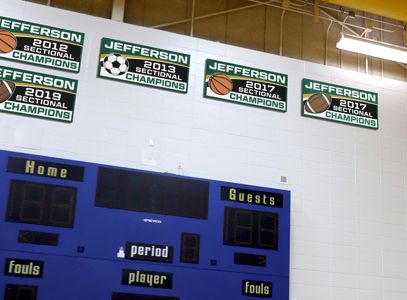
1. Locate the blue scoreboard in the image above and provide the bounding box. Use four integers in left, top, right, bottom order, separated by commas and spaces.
0, 149, 290, 299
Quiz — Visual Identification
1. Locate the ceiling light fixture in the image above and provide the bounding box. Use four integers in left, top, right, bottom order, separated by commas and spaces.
336, 32, 407, 64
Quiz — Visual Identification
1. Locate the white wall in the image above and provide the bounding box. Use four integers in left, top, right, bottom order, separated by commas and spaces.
2, 0, 407, 299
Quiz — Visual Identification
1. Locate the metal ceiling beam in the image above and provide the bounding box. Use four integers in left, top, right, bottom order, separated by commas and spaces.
314, 0, 319, 23
112, 0, 126, 22
248, 0, 372, 32
326, 0, 407, 22
151, 0, 277, 29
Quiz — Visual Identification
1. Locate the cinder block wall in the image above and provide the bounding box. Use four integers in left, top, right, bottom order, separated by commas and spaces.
1, 1, 407, 299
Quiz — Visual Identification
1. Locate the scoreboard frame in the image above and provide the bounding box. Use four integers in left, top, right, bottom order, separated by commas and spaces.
0, 149, 290, 300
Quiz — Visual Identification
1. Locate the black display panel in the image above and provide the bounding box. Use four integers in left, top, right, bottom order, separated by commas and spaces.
95, 167, 209, 219
6, 180, 77, 228
234, 253, 266, 267
223, 207, 278, 250
112, 292, 178, 300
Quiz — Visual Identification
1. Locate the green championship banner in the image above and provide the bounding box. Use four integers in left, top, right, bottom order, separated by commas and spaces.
203, 59, 288, 111
0, 16, 84, 72
0, 65, 78, 122
302, 79, 378, 129
98, 37, 190, 93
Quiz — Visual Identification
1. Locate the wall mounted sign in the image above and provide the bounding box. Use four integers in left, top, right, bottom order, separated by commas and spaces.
302, 78, 378, 129
98, 37, 190, 93
0, 16, 84, 72
203, 59, 288, 111
0, 65, 77, 122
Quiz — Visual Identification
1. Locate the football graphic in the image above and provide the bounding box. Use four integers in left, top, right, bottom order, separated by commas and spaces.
304, 93, 332, 114
0, 80, 16, 103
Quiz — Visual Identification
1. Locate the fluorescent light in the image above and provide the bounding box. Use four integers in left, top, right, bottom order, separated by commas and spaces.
336, 32, 407, 64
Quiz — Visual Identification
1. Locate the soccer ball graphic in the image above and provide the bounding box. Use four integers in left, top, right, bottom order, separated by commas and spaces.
102, 53, 129, 76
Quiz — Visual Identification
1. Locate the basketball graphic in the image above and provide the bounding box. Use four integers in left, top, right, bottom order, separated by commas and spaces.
208, 73, 233, 95
0, 30, 17, 54
0, 80, 16, 103
304, 93, 332, 114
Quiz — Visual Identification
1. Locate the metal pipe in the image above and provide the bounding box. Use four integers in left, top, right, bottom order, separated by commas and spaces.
325, 20, 333, 64
320, 8, 360, 36
324, 0, 407, 24
248, 0, 376, 33
190, 0, 196, 36
314, 0, 320, 23
279, 10, 286, 56
294, 0, 403, 30
112, 0, 126, 22
153, 0, 398, 35
380, 16, 384, 77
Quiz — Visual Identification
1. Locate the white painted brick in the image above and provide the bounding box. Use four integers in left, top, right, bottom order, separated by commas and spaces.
355, 154, 380, 171
1, 2, 407, 299
382, 278, 407, 293
359, 260, 383, 277
330, 287, 359, 300
382, 291, 407, 300
358, 275, 383, 290
329, 272, 359, 288
358, 234, 382, 250
292, 254, 330, 272
330, 152, 355, 168
290, 283, 329, 300
358, 289, 382, 300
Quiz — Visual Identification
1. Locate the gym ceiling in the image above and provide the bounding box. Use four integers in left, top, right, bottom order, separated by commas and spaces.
26, 0, 407, 81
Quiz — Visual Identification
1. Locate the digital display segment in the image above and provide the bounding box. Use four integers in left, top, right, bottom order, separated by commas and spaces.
234, 253, 266, 267
6, 180, 77, 228
95, 167, 209, 219
180, 233, 200, 264
4, 284, 37, 300
18, 230, 59, 246
223, 207, 278, 250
